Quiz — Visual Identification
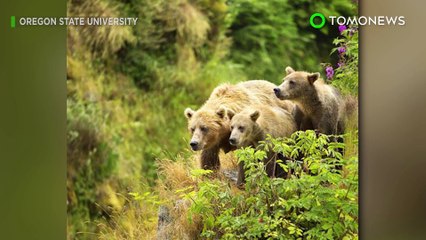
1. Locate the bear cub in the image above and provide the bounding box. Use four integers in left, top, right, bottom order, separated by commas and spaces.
227, 106, 297, 186
274, 66, 345, 136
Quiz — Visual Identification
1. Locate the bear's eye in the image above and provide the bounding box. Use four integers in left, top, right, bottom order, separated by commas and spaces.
238, 126, 245, 132
200, 126, 208, 132
190, 127, 195, 133
289, 80, 296, 85
230, 126, 234, 130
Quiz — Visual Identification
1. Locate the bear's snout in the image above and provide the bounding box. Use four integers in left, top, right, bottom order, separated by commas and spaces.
190, 141, 199, 150
229, 138, 237, 146
273, 88, 281, 98
274, 88, 288, 100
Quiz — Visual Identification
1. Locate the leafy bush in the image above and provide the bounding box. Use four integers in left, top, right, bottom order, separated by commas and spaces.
184, 131, 358, 239
325, 26, 359, 95
229, 0, 356, 82
116, 0, 232, 90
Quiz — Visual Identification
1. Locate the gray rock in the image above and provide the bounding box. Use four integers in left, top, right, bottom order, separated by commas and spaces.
222, 169, 238, 184
157, 205, 171, 240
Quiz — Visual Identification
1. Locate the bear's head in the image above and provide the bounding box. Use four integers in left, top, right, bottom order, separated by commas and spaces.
274, 66, 320, 100
227, 109, 260, 147
184, 106, 228, 151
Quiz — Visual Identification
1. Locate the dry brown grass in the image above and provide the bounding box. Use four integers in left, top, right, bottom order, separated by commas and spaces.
153, 151, 241, 239
68, 0, 136, 58
156, 152, 239, 197
97, 197, 158, 240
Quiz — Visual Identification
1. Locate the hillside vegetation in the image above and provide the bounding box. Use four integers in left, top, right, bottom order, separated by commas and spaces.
66, 0, 358, 239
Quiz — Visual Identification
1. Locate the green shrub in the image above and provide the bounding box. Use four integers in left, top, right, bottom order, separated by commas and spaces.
185, 131, 358, 239
229, 0, 356, 82
326, 26, 359, 96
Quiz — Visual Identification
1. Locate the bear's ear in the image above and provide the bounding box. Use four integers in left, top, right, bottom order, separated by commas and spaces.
285, 66, 295, 75
184, 108, 195, 119
216, 106, 226, 119
250, 110, 260, 122
227, 109, 235, 120
307, 72, 320, 84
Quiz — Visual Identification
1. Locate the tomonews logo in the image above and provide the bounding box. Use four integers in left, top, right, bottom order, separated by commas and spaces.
309, 13, 406, 28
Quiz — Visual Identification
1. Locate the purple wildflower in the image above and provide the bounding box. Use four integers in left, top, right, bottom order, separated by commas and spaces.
338, 25, 347, 34
338, 46, 346, 54
325, 66, 334, 79
337, 62, 344, 68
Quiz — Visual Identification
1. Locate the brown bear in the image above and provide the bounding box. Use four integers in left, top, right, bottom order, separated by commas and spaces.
273, 66, 345, 136
184, 80, 294, 171
227, 106, 297, 185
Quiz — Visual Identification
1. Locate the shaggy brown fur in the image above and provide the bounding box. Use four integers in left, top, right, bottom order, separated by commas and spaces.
227, 106, 297, 185
184, 80, 294, 171
274, 67, 346, 135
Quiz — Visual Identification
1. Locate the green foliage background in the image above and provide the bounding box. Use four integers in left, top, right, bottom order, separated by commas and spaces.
66, 0, 357, 238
